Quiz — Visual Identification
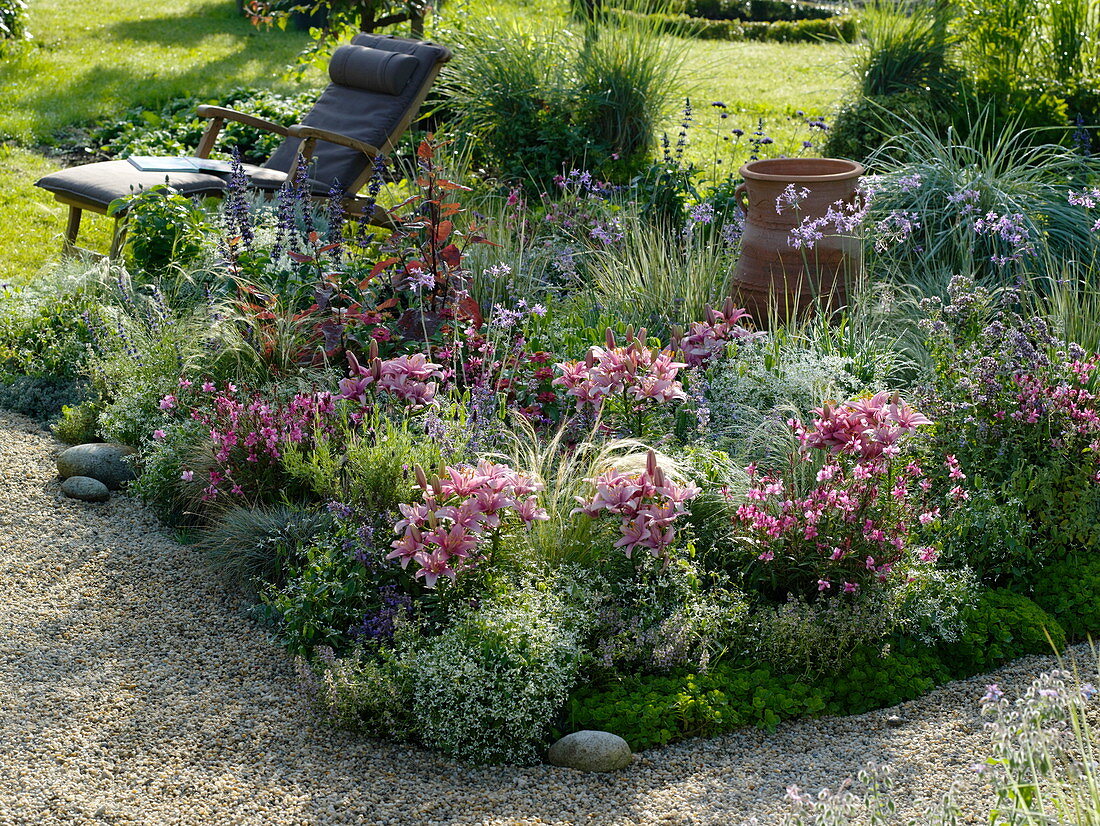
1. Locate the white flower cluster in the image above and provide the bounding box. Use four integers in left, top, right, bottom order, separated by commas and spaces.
399, 586, 586, 764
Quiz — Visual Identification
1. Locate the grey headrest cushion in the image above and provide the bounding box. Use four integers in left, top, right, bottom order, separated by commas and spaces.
328, 44, 419, 95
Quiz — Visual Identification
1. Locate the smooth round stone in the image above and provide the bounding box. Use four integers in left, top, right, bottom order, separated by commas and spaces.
56, 443, 136, 489
61, 476, 110, 503
547, 730, 633, 772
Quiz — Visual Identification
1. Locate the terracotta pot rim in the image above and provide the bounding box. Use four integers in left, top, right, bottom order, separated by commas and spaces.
739, 158, 864, 183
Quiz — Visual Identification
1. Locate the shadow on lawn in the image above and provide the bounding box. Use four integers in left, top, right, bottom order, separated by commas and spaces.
103, 0, 278, 45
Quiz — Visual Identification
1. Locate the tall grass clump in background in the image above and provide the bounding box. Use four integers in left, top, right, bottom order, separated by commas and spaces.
825, 0, 963, 159
1044, 0, 1100, 86
437, 2, 689, 186
854, 0, 957, 98
573, 4, 692, 168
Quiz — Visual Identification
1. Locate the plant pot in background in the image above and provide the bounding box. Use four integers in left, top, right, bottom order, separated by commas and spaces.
732, 157, 864, 326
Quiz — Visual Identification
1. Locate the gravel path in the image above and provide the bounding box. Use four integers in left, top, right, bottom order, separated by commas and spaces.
0, 409, 1078, 825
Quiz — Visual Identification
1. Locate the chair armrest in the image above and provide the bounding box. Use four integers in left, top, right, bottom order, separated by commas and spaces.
194, 106, 290, 158
287, 124, 381, 158
196, 105, 291, 136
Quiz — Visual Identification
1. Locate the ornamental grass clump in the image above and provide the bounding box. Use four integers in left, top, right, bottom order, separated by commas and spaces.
732, 390, 958, 600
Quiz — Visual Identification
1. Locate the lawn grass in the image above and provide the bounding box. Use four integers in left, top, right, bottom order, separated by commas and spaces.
0, 0, 313, 144
673, 37, 849, 177
0, 147, 112, 284
0, 0, 851, 281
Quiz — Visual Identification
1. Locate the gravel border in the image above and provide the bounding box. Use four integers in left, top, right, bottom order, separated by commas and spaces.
0, 410, 1080, 825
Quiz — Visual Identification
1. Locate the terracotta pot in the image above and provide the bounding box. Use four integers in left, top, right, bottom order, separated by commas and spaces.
731, 158, 864, 326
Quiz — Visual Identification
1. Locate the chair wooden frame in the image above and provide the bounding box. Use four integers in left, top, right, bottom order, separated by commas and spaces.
48, 35, 451, 257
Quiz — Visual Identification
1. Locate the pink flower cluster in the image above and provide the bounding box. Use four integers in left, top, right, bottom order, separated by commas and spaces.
733, 451, 952, 596
554, 328, 687, 412
671, 298, 763, 368
573, 450, 700, 559
161, 378, 337, 502
338, 343, 443, 410
793, 391, 932, 460
388, 461, 547, 587
733, 392, 955, 597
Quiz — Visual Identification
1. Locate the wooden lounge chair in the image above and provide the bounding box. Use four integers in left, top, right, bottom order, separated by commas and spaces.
36, 33, 452, 256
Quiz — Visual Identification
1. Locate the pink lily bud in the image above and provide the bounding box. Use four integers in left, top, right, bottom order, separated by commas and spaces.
371, 357, 383, 382
369, 339, 379, 361
347, 350, 364, 376
414, 464, 429, 491
605, 328, 616, 349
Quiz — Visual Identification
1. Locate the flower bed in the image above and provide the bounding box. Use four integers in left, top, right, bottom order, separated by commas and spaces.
5, 123, 1100, 767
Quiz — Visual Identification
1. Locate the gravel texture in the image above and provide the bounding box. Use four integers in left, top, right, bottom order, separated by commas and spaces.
0, 409, 1079, 825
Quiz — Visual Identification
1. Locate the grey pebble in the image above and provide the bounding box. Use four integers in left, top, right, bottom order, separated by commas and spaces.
60, 475, 110, 503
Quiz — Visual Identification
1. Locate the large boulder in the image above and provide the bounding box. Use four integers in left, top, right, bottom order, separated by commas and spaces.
547, 730, 633, 772
61, 476, 110, 503
57, 443, 137, 490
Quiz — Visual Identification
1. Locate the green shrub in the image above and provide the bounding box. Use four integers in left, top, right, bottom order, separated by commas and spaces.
565, 661, 827, 750
823, 90, 955, 161
398, 586, 586, 764
281, 412, 446, 515
937, 589, 1065, 679
938, 480, 1036, 585
819, 639, 947, 715
1030, 557, 1100, 640
0, 376, 86, 423
680, 0, 838, 21
89, 87, 315, 165
261, 535, 376, 657
603, 7, 856, 42
299, 645, 411, 736
0, 270, 100, 381
1014, 458, 1100, 568
52, 400, 101, 444
111, 185, 210, 274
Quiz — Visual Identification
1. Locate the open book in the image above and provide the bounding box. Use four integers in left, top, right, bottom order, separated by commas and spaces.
127, 156, 235, 174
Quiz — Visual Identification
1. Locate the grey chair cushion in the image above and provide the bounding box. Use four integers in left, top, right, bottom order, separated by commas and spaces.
35, 160, 228, 208
329, 44, 419, 95
264, 34, 450, 193
35, 160, 329, 212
